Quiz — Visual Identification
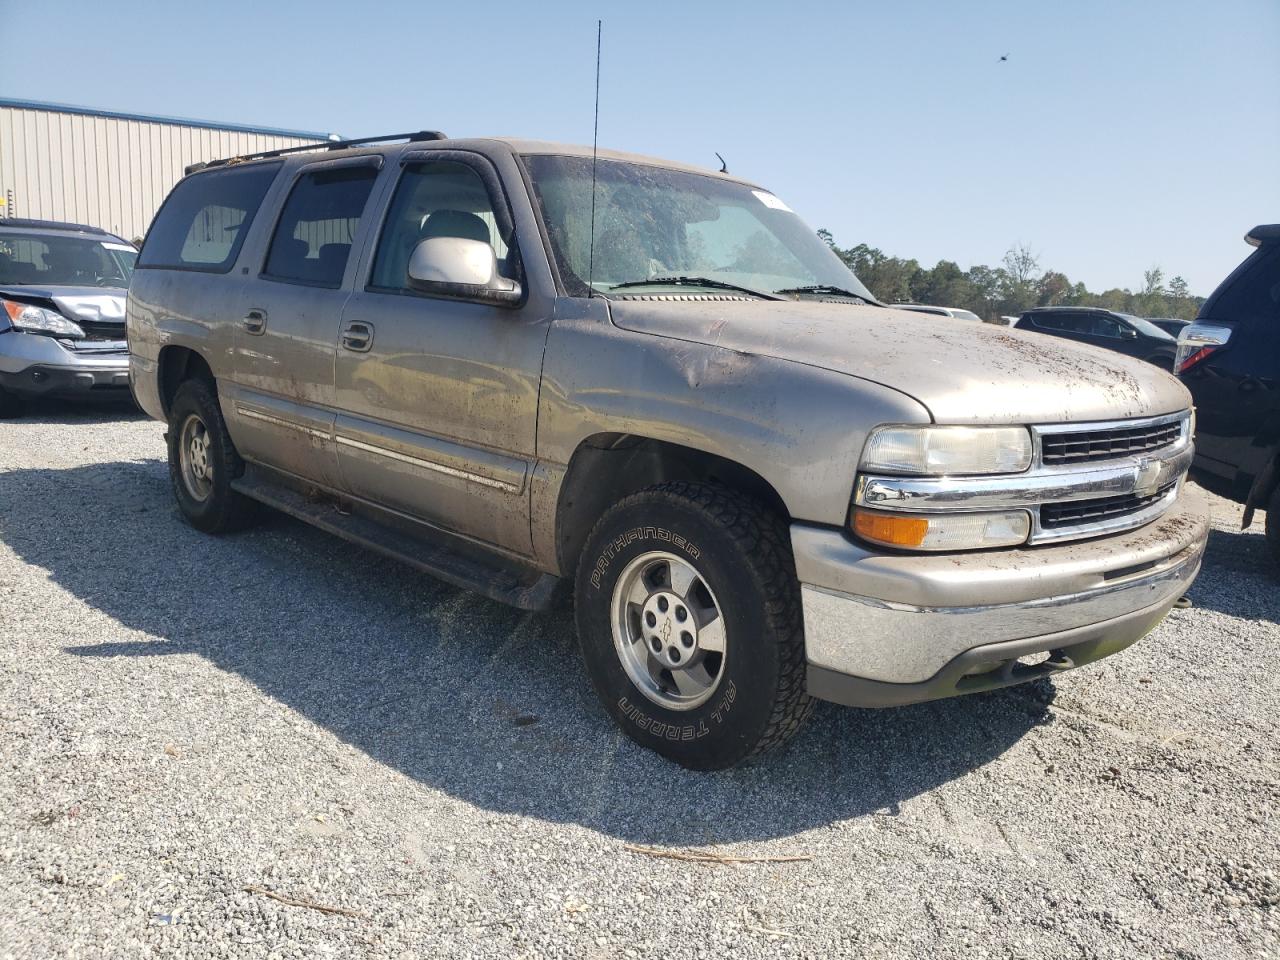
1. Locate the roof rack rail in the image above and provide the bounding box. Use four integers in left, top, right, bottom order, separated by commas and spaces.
186, 130, 448, 175
0, 217, 115, 237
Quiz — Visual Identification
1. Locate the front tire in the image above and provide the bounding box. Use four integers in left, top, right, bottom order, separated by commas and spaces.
574, 481, 812, 770
166, 379, 258, 533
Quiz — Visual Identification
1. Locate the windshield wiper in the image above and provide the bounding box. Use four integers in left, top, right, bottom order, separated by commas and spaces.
774, 284, 873, 304
610, 276, 781, 300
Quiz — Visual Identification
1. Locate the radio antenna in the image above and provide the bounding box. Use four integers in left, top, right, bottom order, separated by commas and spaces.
586, 19, 602, 298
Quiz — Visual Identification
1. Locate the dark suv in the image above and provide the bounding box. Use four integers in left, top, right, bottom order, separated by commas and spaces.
1015, 307, 1178, 370
1176, 224, 1280, 562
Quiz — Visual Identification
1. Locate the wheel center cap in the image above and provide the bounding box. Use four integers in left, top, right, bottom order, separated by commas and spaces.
641, 591, 696, 669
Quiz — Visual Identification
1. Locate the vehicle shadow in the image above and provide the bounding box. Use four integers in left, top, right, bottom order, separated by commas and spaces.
1187, 526, 1278, 622
1, 460, 1055, 845
4, 395, 146, 424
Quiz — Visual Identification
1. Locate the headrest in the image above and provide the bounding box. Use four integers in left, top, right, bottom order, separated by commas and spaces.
421, 210, 490, 244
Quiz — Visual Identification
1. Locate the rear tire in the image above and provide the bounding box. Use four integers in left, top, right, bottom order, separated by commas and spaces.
166, 379, 259, 533
1266, 485, 1279, 568
0, 386, 23, 419
574, 481, 812, 770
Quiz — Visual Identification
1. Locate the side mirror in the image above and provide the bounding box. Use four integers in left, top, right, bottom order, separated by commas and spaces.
1121, 326, 1138, 340
407, 236, 522, 306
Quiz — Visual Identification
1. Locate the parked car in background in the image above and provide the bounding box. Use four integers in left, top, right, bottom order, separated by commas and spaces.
1015, 307, 1179, 370
1148, 317, 1192, 338
892, 303, 983, 322
128, 131, 1207, 769
1176, 224, 1280, 563
0, 218, 135, 418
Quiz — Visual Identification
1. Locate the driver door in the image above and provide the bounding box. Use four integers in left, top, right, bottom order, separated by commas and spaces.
332, 151, 553, 554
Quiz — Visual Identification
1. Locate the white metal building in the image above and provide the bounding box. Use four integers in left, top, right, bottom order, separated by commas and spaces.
0, 98, 337, 243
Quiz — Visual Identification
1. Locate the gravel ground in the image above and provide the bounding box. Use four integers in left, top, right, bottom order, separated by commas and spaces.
1, 400, 1277, 960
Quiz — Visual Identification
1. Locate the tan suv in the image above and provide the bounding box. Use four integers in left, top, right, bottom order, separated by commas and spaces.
128, 131, 1208, 769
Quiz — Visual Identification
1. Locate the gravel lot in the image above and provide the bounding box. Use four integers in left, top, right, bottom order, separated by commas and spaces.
1, 401, 1277, 960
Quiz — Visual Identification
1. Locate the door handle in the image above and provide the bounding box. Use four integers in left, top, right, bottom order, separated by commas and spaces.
242, 309, 268, 335
1239, 377, 1260, 394
341, 321, 374, 352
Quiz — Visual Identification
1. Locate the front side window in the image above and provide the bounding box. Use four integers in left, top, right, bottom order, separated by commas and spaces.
369, 161, 511, 294
138, 163, 281, 272
0, 232, 135, 287
522, 154, 874, 299
263, 165, 380, 288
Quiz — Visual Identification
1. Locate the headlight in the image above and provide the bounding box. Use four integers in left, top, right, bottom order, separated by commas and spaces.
852, 507, 1030, 551
1, 298, 85, 339
860, 425, 1032, 476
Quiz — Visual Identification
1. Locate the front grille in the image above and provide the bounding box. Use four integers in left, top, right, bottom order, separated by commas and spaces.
1040, 481, 1177, 529
1040, 421, 1182, 465
78, 319, 126, 341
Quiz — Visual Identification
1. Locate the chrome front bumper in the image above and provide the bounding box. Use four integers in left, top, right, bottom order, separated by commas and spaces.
793, 486, 1209, 706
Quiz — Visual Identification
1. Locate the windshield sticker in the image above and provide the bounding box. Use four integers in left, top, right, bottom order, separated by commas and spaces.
751, 190, 793, 212
102, 242, 135, 252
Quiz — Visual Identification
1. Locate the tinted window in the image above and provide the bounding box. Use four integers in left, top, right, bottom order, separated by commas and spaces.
1033, 313, 1074, 332
263, 165, 379, 288
1213, 247, 1280, 323
0, 232, 135, 287
369, 161, 510, 293
138, 164, 280, 272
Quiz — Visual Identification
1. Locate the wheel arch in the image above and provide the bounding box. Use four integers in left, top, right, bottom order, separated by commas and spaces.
157, 345, 215, 418
553, 433, 792, 577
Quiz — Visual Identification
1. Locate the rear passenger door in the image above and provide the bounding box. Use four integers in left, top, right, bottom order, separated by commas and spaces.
223, 156, 382, 489
332, 150, 553, 554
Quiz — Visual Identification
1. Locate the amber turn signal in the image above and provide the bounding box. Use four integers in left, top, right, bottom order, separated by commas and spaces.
852, 509, 930, 548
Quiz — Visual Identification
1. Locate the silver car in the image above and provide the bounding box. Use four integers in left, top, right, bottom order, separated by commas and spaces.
128, 132, 1208, 769
0, 218, 135, 417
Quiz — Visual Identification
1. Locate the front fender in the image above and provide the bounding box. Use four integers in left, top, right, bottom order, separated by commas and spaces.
532, 297, 931, 565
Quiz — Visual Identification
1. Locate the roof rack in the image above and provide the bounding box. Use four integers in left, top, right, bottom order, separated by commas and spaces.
186, 130, 448, 175
0, 217, 115, 237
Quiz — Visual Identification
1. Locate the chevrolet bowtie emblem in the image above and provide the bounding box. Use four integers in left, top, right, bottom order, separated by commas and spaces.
1134, 458, 1163, 497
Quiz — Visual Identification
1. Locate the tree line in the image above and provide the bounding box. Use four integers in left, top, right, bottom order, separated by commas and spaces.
817, 230, 1204, 321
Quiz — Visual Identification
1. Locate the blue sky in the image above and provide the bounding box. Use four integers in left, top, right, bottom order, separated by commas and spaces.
6, 0, 1278, 294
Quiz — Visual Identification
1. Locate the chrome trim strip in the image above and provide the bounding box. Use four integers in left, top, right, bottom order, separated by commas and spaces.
857, 443, 1193, 512
1030, 409, 1190, 436
236, 405, 331, 440
333, 434, 519, 493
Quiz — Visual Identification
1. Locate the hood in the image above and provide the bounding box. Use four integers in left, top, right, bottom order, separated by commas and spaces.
608, 300, 1191, 425
0, 285, 126, 326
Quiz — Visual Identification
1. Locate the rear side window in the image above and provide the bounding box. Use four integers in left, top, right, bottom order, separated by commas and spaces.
263, 165, 380, 288
138, 163, 281, 272
1210, 247, 1280, 324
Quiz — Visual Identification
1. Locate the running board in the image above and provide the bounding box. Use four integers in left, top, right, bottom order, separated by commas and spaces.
231, 470, 561, 611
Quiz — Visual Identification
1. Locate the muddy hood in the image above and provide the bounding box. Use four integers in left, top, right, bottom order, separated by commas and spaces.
0, 285, 126, 326
608, 300, 1191, 424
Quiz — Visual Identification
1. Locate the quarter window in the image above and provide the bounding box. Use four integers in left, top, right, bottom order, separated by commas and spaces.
263, 165, 380, 288
369, 161, 511, 294
138, 163, 281, 272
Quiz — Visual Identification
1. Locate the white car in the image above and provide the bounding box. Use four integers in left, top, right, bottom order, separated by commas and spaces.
891, 303, 983, 322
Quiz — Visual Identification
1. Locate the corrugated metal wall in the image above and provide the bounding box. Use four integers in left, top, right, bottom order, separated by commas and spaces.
0, 105, 325, 243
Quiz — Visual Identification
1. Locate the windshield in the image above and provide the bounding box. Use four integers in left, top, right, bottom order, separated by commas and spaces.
952, 309, 982, 322
1119, 313, 1175, 340
0, 231, 136, 288
522, 154, 874, 300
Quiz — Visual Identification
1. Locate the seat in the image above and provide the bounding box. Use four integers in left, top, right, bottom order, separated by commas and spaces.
268, 237, 312, 281
316, 243, 351, 283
